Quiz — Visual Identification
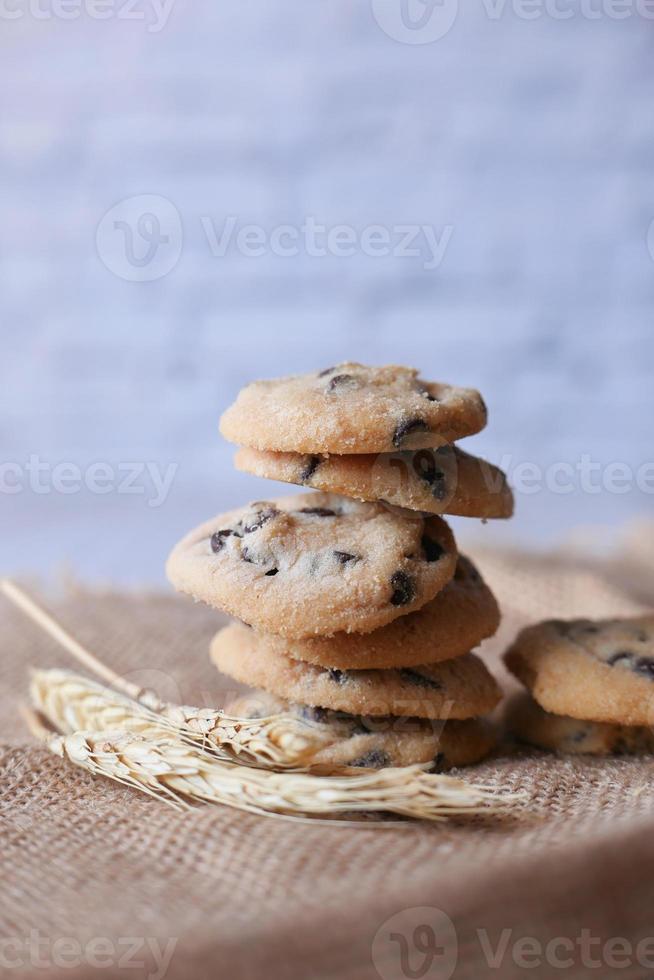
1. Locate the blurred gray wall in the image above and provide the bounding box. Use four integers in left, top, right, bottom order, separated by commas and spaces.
2, 0, 654, 583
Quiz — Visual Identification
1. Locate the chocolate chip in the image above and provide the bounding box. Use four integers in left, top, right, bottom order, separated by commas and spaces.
417, 383, 440, 403
421, 535, 445, 563
392, 417, 430, 449
333, 551, 361, 565
299, 507, 338, 517
430, 752, 446, 772
210, 529, 234, 552
242, 507, 277, 534
399, 668, 442, 690
350, 749, 390, 769
390, 571, 416, 606
412, 449, 448, 501
605, 650, 654, 680
326, 373, 359, 392
300, 705, 328, 723
318, 366, 337, 377
241, 547, 277, 575
300, 455, 321, 483
328, 668, 347, 684
607, 651, 634, 668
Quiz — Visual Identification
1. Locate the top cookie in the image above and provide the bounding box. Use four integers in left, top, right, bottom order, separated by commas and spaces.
504, 616, 654, 726
166, 492, 457, 638
220, 363, 487, 454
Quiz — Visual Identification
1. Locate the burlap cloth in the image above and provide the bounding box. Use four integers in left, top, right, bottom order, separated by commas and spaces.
2, 523, 654, 980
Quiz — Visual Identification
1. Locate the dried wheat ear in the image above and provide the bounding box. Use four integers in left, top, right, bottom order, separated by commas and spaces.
26, 711, 508, 823
31, 668, 334, 770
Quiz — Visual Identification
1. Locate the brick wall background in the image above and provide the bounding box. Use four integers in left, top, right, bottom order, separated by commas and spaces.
2, 0, 654, 584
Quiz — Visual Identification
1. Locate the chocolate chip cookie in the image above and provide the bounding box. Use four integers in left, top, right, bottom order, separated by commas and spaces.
167, 493, 457, 638
235, 444, 513, 519
220, 556, 499, 671
226, 690, 497, 770
504, 616, 654, 726
220, 363, 487, 454
211, 625, 502, 718
506, 692, 654, 757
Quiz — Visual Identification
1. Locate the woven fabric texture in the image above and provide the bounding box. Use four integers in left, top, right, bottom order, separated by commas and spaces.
2, 525, 654, 980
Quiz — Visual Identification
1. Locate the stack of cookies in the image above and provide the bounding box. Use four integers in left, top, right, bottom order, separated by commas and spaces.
505, 616, 654, 756
167, 363, 513, 772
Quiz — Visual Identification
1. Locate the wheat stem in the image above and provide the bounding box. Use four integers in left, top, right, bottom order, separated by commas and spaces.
1, 577, 162, 707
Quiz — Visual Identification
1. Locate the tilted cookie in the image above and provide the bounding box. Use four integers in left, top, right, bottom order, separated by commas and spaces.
228, 556, 500, 671
167, 493, 457, 638
506, 692, 654, 757
220, 363, 487, 454
211, 626, 502, 718
235, 445, 513, 519
226, 690, 497, 771
504, 616, 654, 726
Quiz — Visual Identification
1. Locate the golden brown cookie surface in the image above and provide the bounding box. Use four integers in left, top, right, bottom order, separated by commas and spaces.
235, 445, 513, 519
220, 363, 487, 454
505, 616, 654, 725
234, 556, 499, 670
506, 692, 654, 756
167, 493, 457, 638
212, 625, 502, 719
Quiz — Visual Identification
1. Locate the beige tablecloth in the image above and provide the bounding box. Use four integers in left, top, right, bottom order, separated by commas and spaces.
2, 524, 654, 980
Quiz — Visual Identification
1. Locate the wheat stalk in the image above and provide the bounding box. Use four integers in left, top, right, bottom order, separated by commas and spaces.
1, 578, 158, 704
31, 668, 333, 770
1, 578, 334, 769
25, 709, 505, 822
